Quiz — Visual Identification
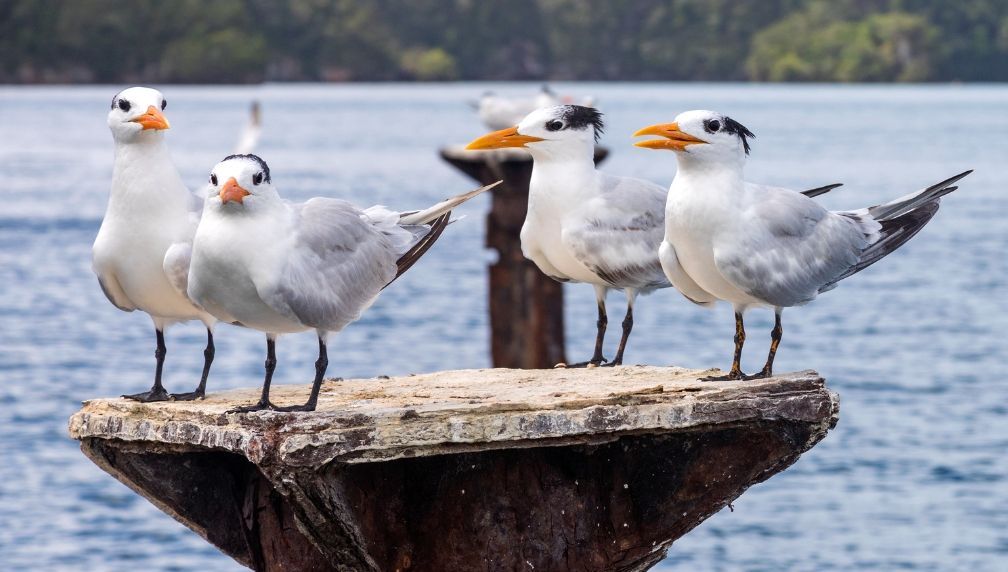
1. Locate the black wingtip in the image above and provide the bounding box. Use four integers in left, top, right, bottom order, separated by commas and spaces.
385, 212, 452, 289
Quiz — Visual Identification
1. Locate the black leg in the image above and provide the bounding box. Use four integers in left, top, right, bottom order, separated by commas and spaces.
228, 337, 277, 413
123, 328, 170, 402
274, 336, 328, 413
589, 299, 608, 365
702, 312, 747, 381
171, 328, 214, 401
603, 303, 633, 367
563, 298, 608, 368
745, 312, 782, 380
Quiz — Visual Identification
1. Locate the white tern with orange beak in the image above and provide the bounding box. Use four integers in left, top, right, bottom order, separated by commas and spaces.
634, 110, 971, 380
188, 154, 498, 412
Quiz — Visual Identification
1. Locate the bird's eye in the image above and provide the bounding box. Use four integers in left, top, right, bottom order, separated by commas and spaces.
704, 119, 721, 133
545, 120, 564, 131
252, 172, 263, 185
161, 99, 167, 111
117, 99, 131, 112
210, 174, 218, 186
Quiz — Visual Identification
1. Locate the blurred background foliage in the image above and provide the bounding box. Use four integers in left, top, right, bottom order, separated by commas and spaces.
2, 0, 1007, 83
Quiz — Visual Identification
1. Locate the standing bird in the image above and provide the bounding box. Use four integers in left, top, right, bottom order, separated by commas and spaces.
634, 110, 971, 380
93, 87, 217, 402
465, 105, 844, 367
188, 154, 497, 412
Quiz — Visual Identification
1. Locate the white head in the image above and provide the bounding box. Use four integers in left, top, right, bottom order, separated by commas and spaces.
633, 110, 755, 168
466, 105, 603, 159
205, 154, 279, 213
107, 87, 170, 143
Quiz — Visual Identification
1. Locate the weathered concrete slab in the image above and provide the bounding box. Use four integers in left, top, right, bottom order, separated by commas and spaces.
70, 366, 838, 571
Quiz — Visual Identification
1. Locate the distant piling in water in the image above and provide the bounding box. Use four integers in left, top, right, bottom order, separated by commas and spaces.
439, 145, 609, 368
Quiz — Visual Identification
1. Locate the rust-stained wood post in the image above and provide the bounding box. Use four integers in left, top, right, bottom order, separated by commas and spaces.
439, 146, 609, 368
69, 368, 839, 572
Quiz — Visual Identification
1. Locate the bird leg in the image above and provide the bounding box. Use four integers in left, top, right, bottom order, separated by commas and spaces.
567, 299, 609, 367
744, 312, 782, 380
228, 337, 277, 413
123, 328, 170, 402
273, 337, 327, 413
702, 312, 747, 381
603, 303, 633, 367
171, 328, 214, 401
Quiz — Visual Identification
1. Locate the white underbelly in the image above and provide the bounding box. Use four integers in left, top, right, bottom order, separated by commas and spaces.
94, 224, 203, 320
522, 221, 605, 286
665, 231, 760, 307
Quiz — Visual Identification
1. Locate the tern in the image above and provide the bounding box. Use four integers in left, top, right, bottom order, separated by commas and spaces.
634, 110, 971, 380
93, 87, 218, 402
466, 105, 843, 367
188, 154, 497, 412
473, 85, 595, 131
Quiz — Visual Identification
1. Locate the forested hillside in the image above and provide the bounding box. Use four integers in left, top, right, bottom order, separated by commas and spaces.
3, 0, 1007, 83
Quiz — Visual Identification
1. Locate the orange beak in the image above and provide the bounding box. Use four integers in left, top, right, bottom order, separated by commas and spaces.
465, 126, 544, 150
131, 105, 170, 131
220, 177, 250, 204
633, 122, 707, 150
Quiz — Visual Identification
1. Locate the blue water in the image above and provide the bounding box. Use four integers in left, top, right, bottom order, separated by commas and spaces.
1, 83, 1006, 571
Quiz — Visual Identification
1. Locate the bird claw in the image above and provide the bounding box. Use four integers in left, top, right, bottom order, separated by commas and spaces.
700, 370, 746, 382
271, 401, 318, 413
123, 387, 170, 402
564, 357, 609, 369
170, 390, 205, 402
743, 370, 771, 380
226, 400, 274, 414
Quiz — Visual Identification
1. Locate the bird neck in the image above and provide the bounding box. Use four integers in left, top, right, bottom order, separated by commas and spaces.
108, 137, 190, 215
527, 139, 595, 165
528, 150, 598, 201
673, 153, 744, 187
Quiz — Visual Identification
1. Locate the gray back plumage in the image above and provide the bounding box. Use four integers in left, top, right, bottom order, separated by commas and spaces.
265, 198, 401, 332
563, 173, 671, 291
714, 187, 869, 307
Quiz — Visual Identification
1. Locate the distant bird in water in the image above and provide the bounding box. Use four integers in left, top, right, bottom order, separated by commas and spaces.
635, 110, 971, 380
188, 154, 498, 412
93, 87, 218, 402
466, 105, 843, 367
232, 100, 262, 155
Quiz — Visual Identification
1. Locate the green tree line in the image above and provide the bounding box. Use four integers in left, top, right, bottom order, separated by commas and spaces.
2, 0, 1007, 83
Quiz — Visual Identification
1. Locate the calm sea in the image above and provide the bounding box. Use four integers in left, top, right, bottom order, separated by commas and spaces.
0, 83, 1005, 571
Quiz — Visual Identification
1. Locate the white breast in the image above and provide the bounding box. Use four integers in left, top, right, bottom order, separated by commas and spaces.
188, 208, 306, 334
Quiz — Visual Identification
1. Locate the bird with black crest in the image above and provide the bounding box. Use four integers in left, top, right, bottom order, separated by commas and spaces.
466, 105, 843, 367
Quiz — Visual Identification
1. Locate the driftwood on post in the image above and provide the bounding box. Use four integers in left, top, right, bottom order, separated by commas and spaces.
439, 146, 609, 368
69, 366, 838, 572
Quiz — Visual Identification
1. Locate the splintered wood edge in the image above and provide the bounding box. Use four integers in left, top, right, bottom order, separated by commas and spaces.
68, 368, 838, 468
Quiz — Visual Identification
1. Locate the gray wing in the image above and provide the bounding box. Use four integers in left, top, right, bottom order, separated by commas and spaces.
95, 272, 135, 312
713, 185, 869, 307
563, 173, 671, 291
262, 198, 401, 332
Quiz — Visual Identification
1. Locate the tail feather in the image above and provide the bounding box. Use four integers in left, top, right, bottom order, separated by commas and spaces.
384, 212, 451, 289
399, 181, 501, 225
821, 171, 970, 291
801, 183, 843, 199
867, 170, 971, 221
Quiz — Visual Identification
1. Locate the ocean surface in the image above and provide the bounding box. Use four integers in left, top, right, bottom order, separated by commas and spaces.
0, 83, 1005, 571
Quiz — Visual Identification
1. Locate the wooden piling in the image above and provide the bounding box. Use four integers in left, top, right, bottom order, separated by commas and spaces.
69, 367, 838, 572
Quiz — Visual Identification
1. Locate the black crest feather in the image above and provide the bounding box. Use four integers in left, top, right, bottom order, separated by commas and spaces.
223, 153, 271, 183
721, 116, 755, 155
560, 105, 604, 143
